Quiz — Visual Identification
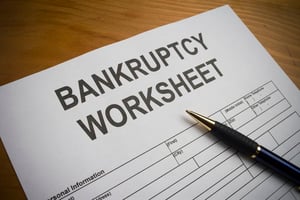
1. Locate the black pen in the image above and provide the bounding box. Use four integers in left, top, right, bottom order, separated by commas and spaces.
186, 110, 300, 187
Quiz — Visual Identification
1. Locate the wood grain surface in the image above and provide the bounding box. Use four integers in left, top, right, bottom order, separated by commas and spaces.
0, 0, 299, 198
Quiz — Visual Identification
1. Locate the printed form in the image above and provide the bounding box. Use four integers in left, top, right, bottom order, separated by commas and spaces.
0, 5, 299, 200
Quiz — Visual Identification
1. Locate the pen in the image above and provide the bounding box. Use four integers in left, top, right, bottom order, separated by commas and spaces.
186, 110, 300, 187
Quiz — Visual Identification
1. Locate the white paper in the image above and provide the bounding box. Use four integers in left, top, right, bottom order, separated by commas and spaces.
1, 5, 299, 200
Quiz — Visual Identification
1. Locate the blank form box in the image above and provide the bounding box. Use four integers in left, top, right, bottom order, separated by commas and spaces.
269, 113, 300, 144
210, 111, 231, 127
126, 159, 198, 200
227, 169, 273, 200
165, 126, 204, 152
152, 148, 237, 200
240, 174, 290, 200
221, 98, 249, 119
285, 143, 300, 165
74, 144, 170, 199
210, 111, 226, 123
107, 155, 178, 199
202, 168, 253, 200
242, 99, 291, 140
194, 140, 229, 167
228, 108, 256, 129
173, 133, 218, 164
256, 131, 278, 150
265, 182, 295, 200
244, 82, 276, 105
273, 130, 300, 162
167, 155, 243, 200
248, 162, 265, 178
251, 90, 284, 115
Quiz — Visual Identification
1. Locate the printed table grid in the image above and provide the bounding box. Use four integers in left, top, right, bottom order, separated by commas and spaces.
62, 81, 300, 200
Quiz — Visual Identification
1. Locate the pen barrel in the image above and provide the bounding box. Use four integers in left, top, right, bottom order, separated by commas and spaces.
255, 146, 300, 186
213, 121, 258, 156
213, 122, 300, 186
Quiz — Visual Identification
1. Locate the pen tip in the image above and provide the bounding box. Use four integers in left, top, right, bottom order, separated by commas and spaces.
185, 110, 215, 131
186, 110, 191, 114
186, 110, 196, 117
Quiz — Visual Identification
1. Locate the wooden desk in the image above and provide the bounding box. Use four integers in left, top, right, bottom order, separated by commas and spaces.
0, 0, 299, 198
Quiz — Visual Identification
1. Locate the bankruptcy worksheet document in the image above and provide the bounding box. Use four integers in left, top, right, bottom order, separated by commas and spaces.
0, 5, 299, 200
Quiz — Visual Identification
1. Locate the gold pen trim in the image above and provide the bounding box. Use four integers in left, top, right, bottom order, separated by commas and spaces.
250, 145, 261, 159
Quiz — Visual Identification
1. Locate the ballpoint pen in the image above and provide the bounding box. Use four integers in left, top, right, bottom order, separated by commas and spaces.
186, 110, 300, 187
